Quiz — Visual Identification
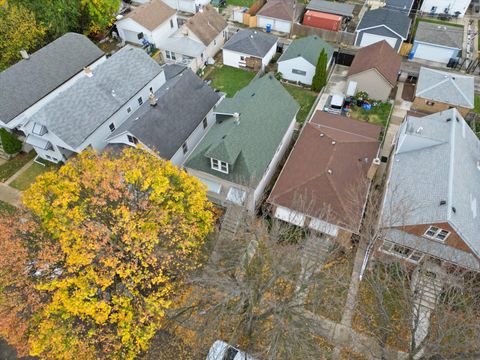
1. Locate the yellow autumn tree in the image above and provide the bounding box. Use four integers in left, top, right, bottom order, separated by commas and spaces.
79, 0, 120, 35
19, 148, 213, 359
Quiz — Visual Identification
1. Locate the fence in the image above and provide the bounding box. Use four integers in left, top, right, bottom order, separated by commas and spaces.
291, 23, 356, 45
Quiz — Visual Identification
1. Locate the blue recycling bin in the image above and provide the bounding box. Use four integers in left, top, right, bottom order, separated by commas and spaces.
266, 24, 271, 33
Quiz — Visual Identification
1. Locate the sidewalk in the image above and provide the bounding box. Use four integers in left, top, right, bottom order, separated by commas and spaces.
0, 183, 22, 207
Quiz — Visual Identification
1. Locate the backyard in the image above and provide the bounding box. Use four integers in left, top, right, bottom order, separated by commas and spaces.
0, 151, 36, 182
347, 102, 393, 127
204, 65, 256, 97
10, 160, 60, 191
283, 84, 318, 124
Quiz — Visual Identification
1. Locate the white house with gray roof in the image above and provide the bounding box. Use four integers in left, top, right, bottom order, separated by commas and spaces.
0, 33, 105, 131
222, 29, 277, 71
412, 21, 463, 64
420, 0, 472, 18
413, 67, 474, 116
380, 109, 480, 272
355, 8, 411, 52
22, 46, 166, 163
107, 65, 223, 165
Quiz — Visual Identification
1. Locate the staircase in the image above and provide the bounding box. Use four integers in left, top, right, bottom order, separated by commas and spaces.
301, 234, 335, 274
412, 269, 444, 311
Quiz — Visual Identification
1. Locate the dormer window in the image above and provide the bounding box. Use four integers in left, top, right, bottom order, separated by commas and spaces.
423, 226, 450, 241
211, 158, 228, 174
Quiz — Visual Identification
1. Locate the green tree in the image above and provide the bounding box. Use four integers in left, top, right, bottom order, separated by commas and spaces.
0, 128, 22, 154
311, 48, 328, 92
0, 3, 45, 71
79, 0, 120, 35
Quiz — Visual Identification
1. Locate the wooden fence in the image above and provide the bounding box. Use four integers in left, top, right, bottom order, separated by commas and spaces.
292, 23, 356, 45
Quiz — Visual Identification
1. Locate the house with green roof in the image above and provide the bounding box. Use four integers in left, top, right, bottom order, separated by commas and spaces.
185, 73, 299, 212
277, 35, 334, 85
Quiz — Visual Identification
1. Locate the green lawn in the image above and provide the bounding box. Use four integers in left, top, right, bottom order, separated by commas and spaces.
10, 160, 60, 191
227, 0, 254, 6
0, 151, 36, 182
204, 65, 256, 97
474, 94, 480, 114
348, 102, 392, 127
412, 18, 463, 38
283, 84, 318, 125
0, 199, 16, 214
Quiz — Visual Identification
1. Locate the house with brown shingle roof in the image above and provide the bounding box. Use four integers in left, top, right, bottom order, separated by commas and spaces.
257, 0, 301, 33
268, 111, 382, 237
346, 41, 401, 101
160, 6, 228, 72
115, 0, 178, 49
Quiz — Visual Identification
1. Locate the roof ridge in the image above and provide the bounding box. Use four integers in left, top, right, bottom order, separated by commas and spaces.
310, 122, 380, 141
448, 77, 474, 108
416, 76, 450, 97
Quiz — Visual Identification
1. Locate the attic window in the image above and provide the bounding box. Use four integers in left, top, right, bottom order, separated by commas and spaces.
109, 123, 116, 132
137, 32, 144, 40
423, 226, 450, 242
211, 158, 229, 174
127, 135, 138, 144
425, 100, 435, 106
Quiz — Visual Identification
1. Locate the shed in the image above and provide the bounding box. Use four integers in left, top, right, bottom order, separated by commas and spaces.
306, 0, 355, 18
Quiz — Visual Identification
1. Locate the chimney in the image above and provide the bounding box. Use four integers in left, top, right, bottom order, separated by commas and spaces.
148, 92, 157, 106
367, 158, 381, 180
233, 112, 240, 125
83, 67, 93, 77
20, 49, 29, 60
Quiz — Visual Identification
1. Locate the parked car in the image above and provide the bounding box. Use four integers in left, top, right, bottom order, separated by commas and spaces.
325, 94, 345, 115
206, 340, 256, 360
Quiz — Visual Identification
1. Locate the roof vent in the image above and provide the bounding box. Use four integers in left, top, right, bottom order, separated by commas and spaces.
233, 112, 240, 125
456, 117, 460, 122
416, 127, 423, 134
19, 49, 29, 60
148, 92, 157, 106
254, 30, 257, 34
446, 118, 451, 122
251, 93, 255, 97
452, 206, 456, 213
83, 67, 93, 77
250, 35, 254, 38
440, 200, 447, 205
327, 169, 333, 175
111, 90, 116, 97
320, 133, 324, 137
331, 140, 336, 145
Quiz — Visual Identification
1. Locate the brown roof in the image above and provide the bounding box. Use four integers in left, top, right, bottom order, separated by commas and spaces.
257, 0, 296, 21
348, 41, 401, 87
124, 0, 176, 31
185, 6, 227, 46
268, 111, 382, 233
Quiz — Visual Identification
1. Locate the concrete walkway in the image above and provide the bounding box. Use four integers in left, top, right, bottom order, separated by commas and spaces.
4, 159, 34, 185
0, 183, 22, 207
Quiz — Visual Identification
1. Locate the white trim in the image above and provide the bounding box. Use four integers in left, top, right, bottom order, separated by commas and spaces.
423, 226, 451, 242
211, 158, 229, 174
357, 24, 407, 41
380, 240, 425, 264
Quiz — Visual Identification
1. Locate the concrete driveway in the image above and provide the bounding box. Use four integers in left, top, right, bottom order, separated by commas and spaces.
316, 65, 350, 111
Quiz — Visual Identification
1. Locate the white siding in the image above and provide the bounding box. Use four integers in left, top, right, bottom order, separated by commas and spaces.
263, 42, 277, 67
116, 15, 178, 49
161, 0, 210, 13
222, 42, 277, 70
278, 57, 316, 85
257, 16, 291, 33
274, 206, 306, 226
413, 42, 458, 64
420, 0, 470, 17
360, 32, 398, 49
308, 218, 339, 236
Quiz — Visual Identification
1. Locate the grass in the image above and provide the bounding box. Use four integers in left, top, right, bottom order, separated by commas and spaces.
0, 199, 16, 214
474, 94, 480, 114
204, 65, 256, 97
10, 160, 60, 191
348, 102, 392, 127
0, 151, 36, 182
412, 18, 464, 38
227, 0, 254, 6
283, 84, 318, 124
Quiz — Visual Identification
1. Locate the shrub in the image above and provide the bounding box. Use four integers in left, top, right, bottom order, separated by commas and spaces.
0, 128, 22, 154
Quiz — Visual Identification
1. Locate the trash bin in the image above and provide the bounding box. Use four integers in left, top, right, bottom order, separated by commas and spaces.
266, 24, 271, 33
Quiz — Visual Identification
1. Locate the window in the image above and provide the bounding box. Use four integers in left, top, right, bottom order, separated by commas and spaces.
170, 19, 174, 28
165, 50, 176, 60
426, 100, 435, 106
423, 226, 450, 241
109, 123, 115, 132
240, 56, 245, 61
214, 39, 217, 46
430, 6, 437, 12
223, 30, 226, 38
211, 158, 228, 174
149, 87, 153, 92
127, 106, 132, 113
137, 32, 144, 40
127, 135, 138, 144
380, 240, 424, 264
292, 68, 307, 76
203, 118, 208, 129
182, 142, 188, 154
138, 97, 143, 106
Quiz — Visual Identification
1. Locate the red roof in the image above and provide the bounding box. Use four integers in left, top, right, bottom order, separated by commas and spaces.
268, 111, 382, 233
305, 10, 342, 21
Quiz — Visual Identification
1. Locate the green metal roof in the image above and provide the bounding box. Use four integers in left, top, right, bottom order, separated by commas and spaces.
278, 36, 334, 66
185, 73, 299, 187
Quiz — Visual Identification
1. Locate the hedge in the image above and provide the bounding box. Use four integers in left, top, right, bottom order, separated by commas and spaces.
0, 128, 22, 154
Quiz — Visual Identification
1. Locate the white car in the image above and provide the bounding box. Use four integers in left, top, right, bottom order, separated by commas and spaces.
206, 340, 256, 360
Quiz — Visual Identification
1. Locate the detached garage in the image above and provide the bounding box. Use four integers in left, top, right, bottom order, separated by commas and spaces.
412, 21, 463, 64
256, 0, 300, 33
355, 8, 411, 53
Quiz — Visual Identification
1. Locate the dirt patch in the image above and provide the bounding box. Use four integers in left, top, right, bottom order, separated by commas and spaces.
401, 83, 416, 101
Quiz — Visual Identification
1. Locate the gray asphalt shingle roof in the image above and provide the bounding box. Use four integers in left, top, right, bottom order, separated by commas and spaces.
223, 29, 277, 58
278, 35, 334, 66
382, 109, 480, 266
109, 66, 221, 159
0, 33, 104, 124
414, 21, 463, 49
306, 0, 355, 17
385, 0, 414, 13
29, 46, 162, 149
415, 67, 474, 109
356, 8, 411, 38
185, 74, 299, 187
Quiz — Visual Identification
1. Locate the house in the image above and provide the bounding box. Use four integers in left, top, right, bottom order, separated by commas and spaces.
107, 65, 222, 165
420, 0, 472, 18
379, 109, 480, 272
384, 0, 414, 14
268, 111, 381, 237
346, 40, 401, 101
185, 74, 299, 212
277, 35, 334, 85
222, 29, 277, 71
412, 67, 474, 116
22, 46, 165, 163
355, 8, 411, 52
412, 21, 463, 64
256, 0, 300, 33
161, 0, 211, 14
115, 0, 178, 48
0, 33, 104, 131
161, 6, 228, 72
306, 0, 355, 18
